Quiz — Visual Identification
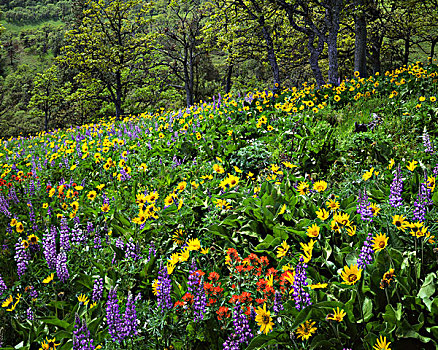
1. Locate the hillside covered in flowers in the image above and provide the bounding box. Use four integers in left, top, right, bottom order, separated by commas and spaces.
0, 60, 438, 350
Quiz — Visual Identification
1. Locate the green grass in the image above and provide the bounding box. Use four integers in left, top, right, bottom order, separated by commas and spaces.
0, 19, 64, 33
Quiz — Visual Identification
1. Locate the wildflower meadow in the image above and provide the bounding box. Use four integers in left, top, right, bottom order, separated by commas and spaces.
0, 60, 438, 350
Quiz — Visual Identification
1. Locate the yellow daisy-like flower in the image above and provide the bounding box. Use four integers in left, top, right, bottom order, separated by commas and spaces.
10, 218, 17, 227
296, 320, 317, 340
362, 167, 374, 181
326, 199, 340, 211
276, 240, 290, 258
2, 295, 13, 308
369, 203, 381, 216
43, 273, 54, 284
187, 238, 201, 251
373, 335, 391, 350
152, 279, 160, 296
372, 233, 388, 252
278, 204, 286, 215
316, 208, 329, 221
200, 247, 209, 255
213, 164, 225, 174
306, 224, 320, 238
255, 303, 274, 334
346, 225, 357, 236
16, 222, 24, 233
334, 95, 341, 102
340, 264, 362, 285
326, 307, 346, 322
77, 294, 89, 305
392, 214, 409, 231
406, 160, 418, 172
388, 158, 395, 170
101, 204, 110, 213
28, 234, 39, 245
87, 191, 97, 201
176, 182, 187, 192
297, 181, 310, 196
313, 180, 327, 192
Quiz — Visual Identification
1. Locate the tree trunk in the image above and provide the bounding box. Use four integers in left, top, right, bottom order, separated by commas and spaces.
115, 70, 123, 120
326, 0, 342, 85
404, 32, 410, 66
44, 109, 49, 133
368, 33, 382, 75
308, 32, 326, 87
225, 64, 233, 93
430, 38, 437, 60
261, 23, 281, 88
354, 0, 367, 77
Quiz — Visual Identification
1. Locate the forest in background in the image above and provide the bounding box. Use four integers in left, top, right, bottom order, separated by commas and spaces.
0, 0, 437, 138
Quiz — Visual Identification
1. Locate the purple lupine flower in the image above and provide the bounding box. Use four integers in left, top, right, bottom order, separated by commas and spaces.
27, 307, 34, 321
73, 314, 96, 350
273, 291, 284, 314
146, 243, 156, 263
59, 217, 71, 252
115, 238, 124, 250
157, 264, 173, 311
56, 251, 69, 283
106, 287, 123, 342
125, 238, 142, 261
223, 302, 253, 350
292, 257, 311, 310
0, 274, 7, 295
187, 260, 207, 322
423, 129, 434, 153
389, 165, 403, 208
121, 292, 138, 338
413, 180, 430, 222
15, 238, 31, 278
43, 226, 57, 269
29, 285, 38, 300
357, 232, 374, 269
92, 278, 104, 302
357, 189, 373, 222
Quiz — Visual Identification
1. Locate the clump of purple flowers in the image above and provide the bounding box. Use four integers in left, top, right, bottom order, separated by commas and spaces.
413, 178, 432, 222
92, 277, 104, 302
292, 257, 311, 310
43, 226, 57, 269
73, 314, 97, 350
56, 251, 69, 283
273, 291, 284, 314
120, 292, 138, 339
157, 264, 173, 311
15, 238, 31, 278
187, 260, 207, 322
0, 274, 7, 295
357, 232, 374, 269
423, 129, 434, 153
125, 238, 142, 262
389, 165, 403, 208
223, 302, 253, 350
357, 188, 373, 222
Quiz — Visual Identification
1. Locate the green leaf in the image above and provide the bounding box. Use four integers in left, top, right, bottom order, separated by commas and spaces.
37, 316, 72, 331
417, 272, 436, 311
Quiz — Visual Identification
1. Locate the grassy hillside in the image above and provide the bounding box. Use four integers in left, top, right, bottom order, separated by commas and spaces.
0, 60, 437, 350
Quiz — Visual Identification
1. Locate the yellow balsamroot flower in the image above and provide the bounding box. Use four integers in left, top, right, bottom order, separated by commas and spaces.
213, 164, 225, 174
310, 283, 328, 289
49, 188, 56, 197
214, 198, 231, 210
373, 335, 391, 350
2, 295, 13, 308
276, 240, 289, 258
326, 199, 340, 211
296, 320, 317, 340
96, 184, 105, 191
146, 191, 159, 203
78, 294, 89, 305
372, 233, 388, 252
187, 238, 201, 251
10, 218, 17, 227
43, 273, 54, 284
419, 96, 426, 102
176, 181, 187, 192
408, 221, 424, 238
200, 247, 209, 255
71, 201, 79, 212
16, 222, 24, 233
297, 181, 310, 195
326, 307, 346, 322
40, 337, 61, 350
316, 208, 329, 221
101, 204, 110, 213
28, 234, 39, 245
306, 224, 320, 238
278, 204, 286, 215
87, 191, 97, 201
166, 262, 176, 275
340, 264, 362, 285
178, 248, 190, 262
388, 158, 395, 170
334, 95, 341, 102
346, 225, 357, 236
427, 176, 435, 192
282, 161, 297, 169
406, 160, 418, 172
233, 165, 242, 173
392, 214, 409, 231
369, 203, 381, 216
255, 303, 274, 334
362, 167, 374, 181
313, 180, 327, 192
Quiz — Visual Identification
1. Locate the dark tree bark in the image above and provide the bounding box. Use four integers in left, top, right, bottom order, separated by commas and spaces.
261, 22, 281, 87
353, 0, 367, 77
308, 32, 326, 87
325, 0, 343, 85
224, 63, 233, 93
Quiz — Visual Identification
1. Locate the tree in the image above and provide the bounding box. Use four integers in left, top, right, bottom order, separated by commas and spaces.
28, 65, 69, 132
59, 0, 158, 120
